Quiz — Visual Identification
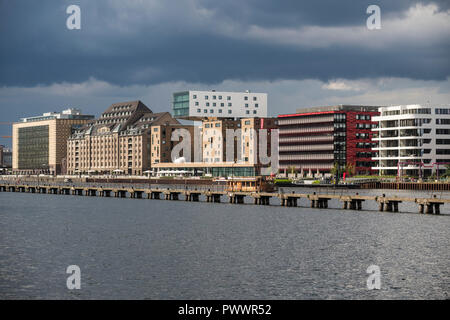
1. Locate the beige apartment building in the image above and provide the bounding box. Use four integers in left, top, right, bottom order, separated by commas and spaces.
202, 117, 278, 165
202, 118, 241, 163
150, 124, 195, 165
12, 109, 94, 175
67, 100, 193, 175
151, 117, 278, 177
241, 117, 278, 165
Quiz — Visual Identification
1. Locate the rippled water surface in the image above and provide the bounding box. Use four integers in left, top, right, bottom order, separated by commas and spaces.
0, 190, 449, 299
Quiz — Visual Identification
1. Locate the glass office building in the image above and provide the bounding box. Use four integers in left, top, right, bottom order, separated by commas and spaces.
17, 125, 49, 170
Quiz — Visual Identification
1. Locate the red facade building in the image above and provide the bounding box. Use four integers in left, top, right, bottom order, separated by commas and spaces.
277, 105, 380, 176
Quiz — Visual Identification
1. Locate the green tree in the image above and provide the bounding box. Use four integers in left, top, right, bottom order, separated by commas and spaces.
344, 162, 355, 177
444, 164, 450, 178
330, 162, 339, 176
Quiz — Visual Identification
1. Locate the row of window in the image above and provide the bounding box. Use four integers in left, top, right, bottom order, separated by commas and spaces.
355, 114, 372, 120
356, 152, 377, 158
194, 101, 259, 108
196, 109, 258, 115
356, 142, 377, 148
436, 139, 450, 145
204, 123, 222, 128
435, 108, 450, 114
356, 123, 376, 129
193, 94, 258, 101
382, 108, 431, 116
356, 133, 370, 139
436, 119, 450, 125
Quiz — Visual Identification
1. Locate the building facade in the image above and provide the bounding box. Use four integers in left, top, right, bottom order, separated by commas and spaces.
202, 118, 241, 163
2, 147, 12, 168
372, 105, 450, 177
278, 105, 380, 176
240, 117, 278, 167
12, 109, 94, 175
150, 117, 278, 177
67, 100, 191, 175
150, 123, 195, 165
173, 90, 268, 119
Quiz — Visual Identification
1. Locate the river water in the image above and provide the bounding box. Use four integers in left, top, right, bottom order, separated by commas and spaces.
0, 190, 449, 299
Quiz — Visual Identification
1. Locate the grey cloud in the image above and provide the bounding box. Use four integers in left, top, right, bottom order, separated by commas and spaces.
0, 0, 449, 86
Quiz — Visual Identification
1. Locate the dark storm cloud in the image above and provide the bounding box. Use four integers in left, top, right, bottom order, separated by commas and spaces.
0, 0, 449, 87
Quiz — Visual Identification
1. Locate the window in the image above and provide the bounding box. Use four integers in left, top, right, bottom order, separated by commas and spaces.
253, 110, 257, 114
227, 96, 231, 100
206, 102, 210, 106
245, 104, 248, 108
436, 149, 450, 155
402, 108, 431, 114
221, 103, 224, 107
436, 108, 450, 114
193, 94, 197, 99
218, 109, 222, 113
197, 109, 201, 113
255, 103, 259, 108
205, 124, 210, 128
210, 109, 214, 113
204, 109, 207, 113
205, 95, 209, 100
253, 97, 257, 101
436, 119, 450, 125
213, 95, 216, 99
244, 96, 248, 100
246, 110, 250, 114
228, 110, 232, 114
213, 103, 216, 107
215, 123, 221, 127
228, 103, 232, 107
195, 102, 199, 106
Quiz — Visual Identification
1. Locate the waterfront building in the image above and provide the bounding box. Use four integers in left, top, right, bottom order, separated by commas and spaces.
202, 117, 278, 164
172, 90, 268, 119
12, 109, 94, 175
277, 105, 380, 176
151, 162, 260, 177
240, 117, 278, 167
67, 100, 193, 175
1, 146, 12, 168
202, 118, 241, 163
150, 117, 278, 177
372, 105, 450, 177
150, 123, 195, 165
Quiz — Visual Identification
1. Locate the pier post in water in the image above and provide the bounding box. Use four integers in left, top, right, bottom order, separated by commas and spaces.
434, 203, 440, 215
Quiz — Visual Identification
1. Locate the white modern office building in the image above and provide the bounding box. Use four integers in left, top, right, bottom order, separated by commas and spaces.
172, 90, 267, 120
372, 105, 450, 177
19, 108, 93, 122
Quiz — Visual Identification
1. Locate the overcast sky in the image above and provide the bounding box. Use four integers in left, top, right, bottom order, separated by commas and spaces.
1, 0, 449, 147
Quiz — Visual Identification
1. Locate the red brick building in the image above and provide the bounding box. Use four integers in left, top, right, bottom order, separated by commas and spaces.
277, 105, 380, 176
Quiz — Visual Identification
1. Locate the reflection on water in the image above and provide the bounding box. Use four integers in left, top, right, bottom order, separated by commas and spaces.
0, 191, 448, 299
